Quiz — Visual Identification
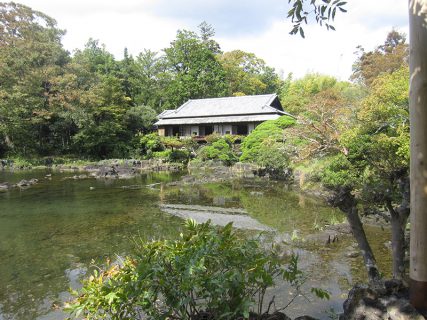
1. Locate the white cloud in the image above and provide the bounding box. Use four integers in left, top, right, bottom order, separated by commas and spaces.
16, 0, 409, 80
220, 0, 408, 80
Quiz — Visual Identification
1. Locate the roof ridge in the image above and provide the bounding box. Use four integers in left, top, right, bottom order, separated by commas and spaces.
188, 93, 275, 102
174, 99, 192, 113
158, 93, 283, 119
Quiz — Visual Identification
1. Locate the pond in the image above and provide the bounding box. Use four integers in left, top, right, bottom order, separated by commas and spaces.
0, 169, 392, 320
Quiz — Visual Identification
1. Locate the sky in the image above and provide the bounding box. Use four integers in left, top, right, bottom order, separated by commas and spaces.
16, 0, 408, 80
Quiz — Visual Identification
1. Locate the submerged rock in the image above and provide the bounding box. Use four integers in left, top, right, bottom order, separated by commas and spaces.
17, 179, 38, 187
345, 251, 360, 258
0, 182, 11, 191
160, 203, 274, 231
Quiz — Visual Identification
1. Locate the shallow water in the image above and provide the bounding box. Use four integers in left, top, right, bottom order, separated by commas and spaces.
0, 169, 391, 320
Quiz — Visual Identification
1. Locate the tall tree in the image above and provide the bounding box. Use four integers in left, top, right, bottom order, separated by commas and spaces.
67, 40, 131, 158
132, 49, 167, 111
0, 2, 69, 155
162, 28, 227, 108
408, 0, 427, 311
351, 30, 408, 86
218, 50, 282, 96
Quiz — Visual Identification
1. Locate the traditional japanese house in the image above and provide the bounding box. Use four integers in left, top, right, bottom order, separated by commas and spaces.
155, 94, 290, 138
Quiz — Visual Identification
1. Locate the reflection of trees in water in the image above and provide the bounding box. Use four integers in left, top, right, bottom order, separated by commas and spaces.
0, 175, 181, 319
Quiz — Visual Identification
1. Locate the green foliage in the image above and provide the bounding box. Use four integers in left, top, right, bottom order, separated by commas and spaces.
160, 136, 184, 150
68, 220, 328, 320
125, 105, 157, 132
240, 116, 295, 167
198, 138, 238, 165
218, 50, 282, 96
223, 134, 244, 144
153, 149, 191, 164
169, 149, 191, 163
320, 66, 409, 202
0, 2, 69, 156
287, 0, 347, 37
0, 4, 284, 160
351, 30, 408, 87
280, 73, 346, 115
254, 139, 290, 171
320, 154, 359, 191
162, 29, 227, 108
204, 132, 222, 144
138, 133, 164, 157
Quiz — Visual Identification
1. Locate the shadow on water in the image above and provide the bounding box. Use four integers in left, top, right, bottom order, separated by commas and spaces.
0, 170, 391, 319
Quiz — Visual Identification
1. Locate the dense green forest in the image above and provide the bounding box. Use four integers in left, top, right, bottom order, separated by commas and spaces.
0, 3, 284, 159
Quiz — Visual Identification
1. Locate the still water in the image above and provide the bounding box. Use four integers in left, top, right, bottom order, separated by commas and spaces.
0, 169, 391, 320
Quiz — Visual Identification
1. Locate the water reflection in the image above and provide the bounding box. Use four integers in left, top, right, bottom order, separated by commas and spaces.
0, 171, 391, 319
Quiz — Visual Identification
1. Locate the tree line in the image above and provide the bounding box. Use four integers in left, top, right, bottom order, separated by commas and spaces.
0, 3, 282, 159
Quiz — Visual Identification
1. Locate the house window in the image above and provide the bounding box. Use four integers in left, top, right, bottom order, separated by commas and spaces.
172, 126, 180, 137
204, 126, 213, 135
236, 124, 248, 135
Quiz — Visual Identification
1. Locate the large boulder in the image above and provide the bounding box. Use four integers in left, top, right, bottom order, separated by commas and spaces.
340, 280, 425, 320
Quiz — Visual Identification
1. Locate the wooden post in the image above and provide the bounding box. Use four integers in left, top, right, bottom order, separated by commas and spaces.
409, 0, 427, 313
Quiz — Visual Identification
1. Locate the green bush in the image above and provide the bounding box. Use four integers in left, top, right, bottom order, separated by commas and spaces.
204, 132, 222, 144
223, 134, 244, 144
255, 139, 290, 170
138, 133, 164, 158
240, 116, 295, 168
67, 220, 329, 320
152, 149, 191, 164
320, 154, 359, 190
198, 138, 238, 165
160, 136, 184, 150
169, 149, 191, 163
152, 149, 172, 160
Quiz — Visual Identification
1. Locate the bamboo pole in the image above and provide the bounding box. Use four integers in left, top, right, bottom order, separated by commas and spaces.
409, 0, 427, 313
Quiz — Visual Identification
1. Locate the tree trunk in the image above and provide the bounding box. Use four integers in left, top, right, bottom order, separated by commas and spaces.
409, 0, 427, 312
329, 189, 381, 283
388, 206, 408, 280
385, 175, 410, 280
346, 206, 381, 283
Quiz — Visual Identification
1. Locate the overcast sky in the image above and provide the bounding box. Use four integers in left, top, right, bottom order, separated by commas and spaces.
17, 0, 408, 80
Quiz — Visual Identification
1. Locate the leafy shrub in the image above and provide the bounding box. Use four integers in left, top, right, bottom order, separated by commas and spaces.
205, 132, 222, 144
169, 149, 191, 163
67, 220, 329, 320
205, 133, 243, 145
240, 116, 295, 168
223, 134, 244, 144
255, 139, 290, 170
198, 138, 238, 165
138, 133, 164, 158
152, 150, 171, 160
160, 136, 184, 150
274, 116, 296, 129
152, 149, 191, 164
320, 154, 359, 191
